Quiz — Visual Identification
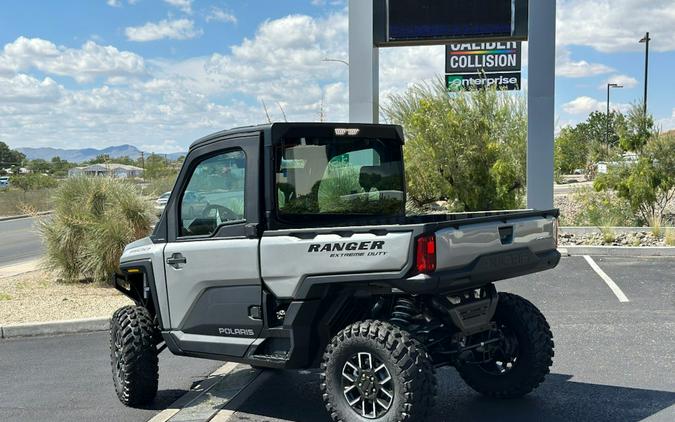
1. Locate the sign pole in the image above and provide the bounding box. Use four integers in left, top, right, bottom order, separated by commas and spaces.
526, 0, 556, 210
349, 0, 379, 124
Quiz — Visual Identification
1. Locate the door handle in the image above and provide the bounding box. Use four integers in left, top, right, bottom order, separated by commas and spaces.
166, 253, 187, 269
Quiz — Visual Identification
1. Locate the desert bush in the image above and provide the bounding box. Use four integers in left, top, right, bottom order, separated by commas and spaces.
567, 186, 636, 227
384, 79, 526, 211
39, 177, 153, 284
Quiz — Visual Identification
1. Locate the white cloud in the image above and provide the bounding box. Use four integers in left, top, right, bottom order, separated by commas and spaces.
205, 7, 237, 24
598, 74, 639, 90
125, 19, 202, 42
657, 109, 675, 131
562, 96, 629, 115
0, 37, 145, 83
163, 0, 192, 14
107, 0, 121, 6
555, 48, 613, 78
0, 74, 64, 104
558, 0, 675, 53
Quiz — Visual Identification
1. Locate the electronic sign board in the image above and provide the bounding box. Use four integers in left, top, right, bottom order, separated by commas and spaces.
374, 0, 528, 47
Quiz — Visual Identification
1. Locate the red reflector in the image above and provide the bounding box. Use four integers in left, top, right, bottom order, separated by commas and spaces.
416, 235, 436, 273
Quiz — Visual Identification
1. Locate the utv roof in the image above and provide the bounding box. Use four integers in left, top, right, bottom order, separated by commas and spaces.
189, 122, 404, 151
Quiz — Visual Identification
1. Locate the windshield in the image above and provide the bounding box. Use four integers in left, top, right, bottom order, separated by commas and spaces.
275, 137, 405, 220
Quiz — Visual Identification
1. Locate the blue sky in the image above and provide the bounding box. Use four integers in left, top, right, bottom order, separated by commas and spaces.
0, 0, 673, 153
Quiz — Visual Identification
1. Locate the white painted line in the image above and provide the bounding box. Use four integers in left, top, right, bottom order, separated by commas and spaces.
583, 255, 630, 303
147, 408, 179, 422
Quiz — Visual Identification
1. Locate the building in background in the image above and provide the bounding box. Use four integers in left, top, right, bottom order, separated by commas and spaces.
68, 163, 144, 179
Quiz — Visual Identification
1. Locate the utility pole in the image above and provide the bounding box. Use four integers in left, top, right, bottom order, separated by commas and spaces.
606, 83, 623, 155
639, 32, 651, 117
140, 151, 145, 182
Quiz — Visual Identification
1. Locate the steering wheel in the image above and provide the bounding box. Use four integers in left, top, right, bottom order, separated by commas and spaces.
201, 204, 239, 222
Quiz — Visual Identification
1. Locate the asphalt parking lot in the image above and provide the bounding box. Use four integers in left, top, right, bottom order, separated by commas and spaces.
229, 256, 675, 422
0, 255, 673, 422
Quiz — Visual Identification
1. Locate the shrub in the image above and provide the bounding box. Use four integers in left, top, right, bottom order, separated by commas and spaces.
595, 133, 675, 223
383, 79, 526, 211
39, 177, 153, 284
567, 186, 636, 227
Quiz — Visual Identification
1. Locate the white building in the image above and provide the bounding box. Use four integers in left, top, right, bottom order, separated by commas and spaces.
68, 163, 144, 179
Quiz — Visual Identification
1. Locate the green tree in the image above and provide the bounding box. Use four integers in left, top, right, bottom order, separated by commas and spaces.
554, 126, 588, 174
144, 154, 174, 179
619, 102, 654, 152
27, 159, 51, 174
384, 80, 526, 211
0, 141, 25, 169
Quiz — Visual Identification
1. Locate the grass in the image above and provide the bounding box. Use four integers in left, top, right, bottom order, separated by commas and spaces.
647, 213, 663, 238
599, 226, 617, 244
0, 293, 12, 301
0, 188, 56, 216
666, 227, 675, 246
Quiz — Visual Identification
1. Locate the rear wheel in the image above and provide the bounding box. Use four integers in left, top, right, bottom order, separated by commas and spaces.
321, 320, 436, 422
110, 305, 159, 406
456, 293, 554, 398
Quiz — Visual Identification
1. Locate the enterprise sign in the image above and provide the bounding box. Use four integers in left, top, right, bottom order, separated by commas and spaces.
446, 42, 521, 73
445, 41, 522, 91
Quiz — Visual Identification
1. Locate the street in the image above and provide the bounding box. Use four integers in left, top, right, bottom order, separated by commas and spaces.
0, 217, 44, 267
0, 256, 674, 422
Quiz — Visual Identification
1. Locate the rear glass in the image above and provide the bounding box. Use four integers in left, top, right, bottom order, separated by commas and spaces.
275, 137, 405, 219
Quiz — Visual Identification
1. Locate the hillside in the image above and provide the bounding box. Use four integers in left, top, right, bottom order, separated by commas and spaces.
17, 144, 185, 163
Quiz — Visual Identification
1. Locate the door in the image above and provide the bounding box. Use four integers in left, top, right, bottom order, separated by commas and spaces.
163, 135, 262, 358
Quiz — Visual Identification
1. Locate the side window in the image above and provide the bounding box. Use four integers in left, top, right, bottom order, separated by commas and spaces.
179, 150, 246, 237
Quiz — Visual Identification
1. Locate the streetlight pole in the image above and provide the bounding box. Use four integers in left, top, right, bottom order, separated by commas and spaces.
639, 32, 651, 116
606, 83, 623, 155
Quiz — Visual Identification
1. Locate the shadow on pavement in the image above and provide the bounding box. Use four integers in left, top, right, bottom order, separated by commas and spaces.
231, 369, 675, 422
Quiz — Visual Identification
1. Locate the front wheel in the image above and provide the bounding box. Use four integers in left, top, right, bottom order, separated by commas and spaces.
456, 292, 554, 398
321, 320, 436, 422
110, 305, 159, 406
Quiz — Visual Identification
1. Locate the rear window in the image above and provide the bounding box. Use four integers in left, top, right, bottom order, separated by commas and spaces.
275, 137, 405, 220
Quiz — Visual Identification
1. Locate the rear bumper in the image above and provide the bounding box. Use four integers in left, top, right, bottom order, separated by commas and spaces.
393, 248, 561, 295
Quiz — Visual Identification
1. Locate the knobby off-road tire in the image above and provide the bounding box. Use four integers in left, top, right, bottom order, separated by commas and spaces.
456, 292, 554, 399
110, 305, 159, 406
321, 320, 436, 422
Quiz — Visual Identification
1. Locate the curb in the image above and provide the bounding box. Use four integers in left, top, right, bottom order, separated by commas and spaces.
560, 226, 664, 235
561, 246, 675, 257
0, 210, 53, 222
0, 317, 109, 339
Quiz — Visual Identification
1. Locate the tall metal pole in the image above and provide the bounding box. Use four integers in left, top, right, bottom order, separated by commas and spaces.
348, 0, 379, 124
639, 32, 651, 116
526, 0, 556, 210
606, 83, 623, 155
606, 84, 610, 149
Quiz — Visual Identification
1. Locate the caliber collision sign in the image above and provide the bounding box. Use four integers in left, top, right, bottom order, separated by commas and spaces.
445, 41, 522, 91
446, 42, 521, 73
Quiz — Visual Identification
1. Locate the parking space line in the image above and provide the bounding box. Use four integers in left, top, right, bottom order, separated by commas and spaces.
583, 255, 630, 303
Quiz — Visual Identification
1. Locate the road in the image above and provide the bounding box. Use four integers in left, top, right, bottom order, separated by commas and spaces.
0, 332, 222, 422
0, 217, 44, 267
1, 256, 673, 422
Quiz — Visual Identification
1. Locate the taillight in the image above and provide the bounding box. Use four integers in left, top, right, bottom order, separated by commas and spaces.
416, 234, 436, 273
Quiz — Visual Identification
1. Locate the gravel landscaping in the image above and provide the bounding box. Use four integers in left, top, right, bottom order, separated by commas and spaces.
0, 270, 131, 325
559, 230, 670, 247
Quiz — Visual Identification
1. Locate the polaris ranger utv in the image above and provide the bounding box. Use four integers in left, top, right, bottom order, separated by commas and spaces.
111, 123, 560, 421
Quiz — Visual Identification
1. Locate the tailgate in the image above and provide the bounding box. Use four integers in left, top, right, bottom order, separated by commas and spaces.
434, 215, 557, 272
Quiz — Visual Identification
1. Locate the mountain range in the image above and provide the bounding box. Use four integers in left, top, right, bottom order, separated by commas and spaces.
17, 144, 185, 163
